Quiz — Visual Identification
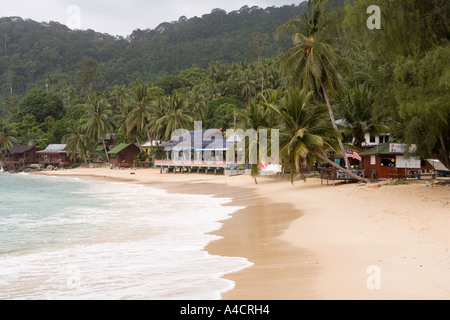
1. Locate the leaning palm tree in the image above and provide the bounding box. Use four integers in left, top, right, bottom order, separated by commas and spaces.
0, 120, 17, 154
275, 0, 352, 170
268, 88, 369, 183
63, 122, 90, 163
85, 94, 114, 162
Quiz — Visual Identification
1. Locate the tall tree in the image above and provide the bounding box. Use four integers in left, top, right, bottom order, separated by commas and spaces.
0, 120, 17, 153
125, 79, 153, 145
85, 94, 114, 161
337, 82, 388, 149
267, 88, 368, 183
155, 92, 193, 140
63, 122, 90, 163
275, 0, 351, 169
344, 0, 450, 169
76, 58, 99, 98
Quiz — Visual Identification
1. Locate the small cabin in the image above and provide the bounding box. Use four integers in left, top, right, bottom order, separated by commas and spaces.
107, 143, 141, 168
360, 143, 422, 179
36, 144, 71, 167
2, 143, 38, 168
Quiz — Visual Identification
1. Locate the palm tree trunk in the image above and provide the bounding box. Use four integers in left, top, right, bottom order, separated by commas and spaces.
102, 138, 109, 162
314, 152, 370, 183
439, 134, 450, 170
320, 81, 351, 170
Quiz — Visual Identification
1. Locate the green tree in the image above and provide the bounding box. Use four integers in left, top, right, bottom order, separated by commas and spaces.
0, 120, 17, 152
343, 0, 450, 169
337, 82, 387, 149
63, 122, 90, 163
155, 92, 193, 140
275, 0, 351, 169
268, 89, 368, 183
76, 58, 99, 98
125, 79, 153, 145
85, 94, 114, 161
18, 88, 65, 123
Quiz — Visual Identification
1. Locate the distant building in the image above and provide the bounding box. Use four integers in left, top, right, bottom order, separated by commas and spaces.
107, 143, 141, 168
359, 143, 430, 179
36, 144, 72, 167
2, 143, 38, 168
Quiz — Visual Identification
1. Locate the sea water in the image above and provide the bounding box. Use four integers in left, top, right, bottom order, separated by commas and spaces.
0, 172, 251, 300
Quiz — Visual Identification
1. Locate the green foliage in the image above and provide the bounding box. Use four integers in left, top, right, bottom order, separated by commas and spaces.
18, 88, 65, 123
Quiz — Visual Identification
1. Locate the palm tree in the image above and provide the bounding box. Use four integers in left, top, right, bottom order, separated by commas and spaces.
337, 82, 388, 149
85, 94, 114, 162
155, 92, 193, 140
275, 0, 351, 170
188, 86, 207, 122
125, 79, 153, 145
235, 97, 274, 181
63, 123, 90, 163
267, 89, 339, 183
269, 89, 370, 183
239, 69, 257, 106
0, 120, 17, 153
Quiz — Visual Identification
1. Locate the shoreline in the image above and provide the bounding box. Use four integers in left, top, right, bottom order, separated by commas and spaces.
30, 167, 450, 300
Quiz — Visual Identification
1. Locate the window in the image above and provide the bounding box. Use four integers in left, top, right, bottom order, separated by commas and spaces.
381, 157, 396, 167
379, 136, 384, 144
370, 155, 376, 165
370, 135, 376, 143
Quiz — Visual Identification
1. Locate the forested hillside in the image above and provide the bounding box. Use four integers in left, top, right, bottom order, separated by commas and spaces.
1, 0, 448, 174
0, 3, 305, 109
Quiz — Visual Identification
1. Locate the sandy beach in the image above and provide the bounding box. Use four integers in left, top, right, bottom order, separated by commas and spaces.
32, 167, 450, 300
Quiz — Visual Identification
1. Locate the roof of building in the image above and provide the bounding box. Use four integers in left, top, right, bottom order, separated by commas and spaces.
3, 143, 37, 155
36, 144, 67, 154
359, 143, 414, 156
107, 143, 140, 155
159, 129, 226, 149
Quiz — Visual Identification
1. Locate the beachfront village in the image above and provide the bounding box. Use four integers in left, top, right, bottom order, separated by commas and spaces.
1, 1, 449, 187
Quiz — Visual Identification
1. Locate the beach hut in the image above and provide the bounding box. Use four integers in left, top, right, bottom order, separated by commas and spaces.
107, 143, 141, 168
359, 143, 423, 179
140, 140, 160, 157
2, 143, 38, 168
36, 144, 71, 167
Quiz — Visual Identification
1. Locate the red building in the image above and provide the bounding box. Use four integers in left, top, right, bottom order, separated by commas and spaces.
2, 143, 38, 168
360, 143, 424, 179
107, 143, 141, 168
36, 144, 72, 167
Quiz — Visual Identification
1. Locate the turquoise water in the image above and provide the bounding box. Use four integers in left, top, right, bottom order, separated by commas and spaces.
0, 172, 251, 300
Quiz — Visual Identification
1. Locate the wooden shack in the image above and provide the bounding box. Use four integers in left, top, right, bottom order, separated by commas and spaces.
360, 143, 422, 179
36, 144, 71, 167
2, 143, 38, 168
107, 143, 141, 168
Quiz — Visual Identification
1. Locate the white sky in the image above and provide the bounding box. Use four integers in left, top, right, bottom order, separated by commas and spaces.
1, 0, 301, 37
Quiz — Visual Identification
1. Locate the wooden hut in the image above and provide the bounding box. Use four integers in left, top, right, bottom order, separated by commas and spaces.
107, 143, 141, 168
360, 143, 422, 179
2, 143, 38, 168
36, 144, 71, 167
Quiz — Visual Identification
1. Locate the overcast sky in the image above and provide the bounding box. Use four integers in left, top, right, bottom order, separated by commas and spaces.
1, 0, 301, 37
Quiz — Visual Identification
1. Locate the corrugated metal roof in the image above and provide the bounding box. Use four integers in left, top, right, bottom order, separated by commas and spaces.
37, 144, 67, 153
